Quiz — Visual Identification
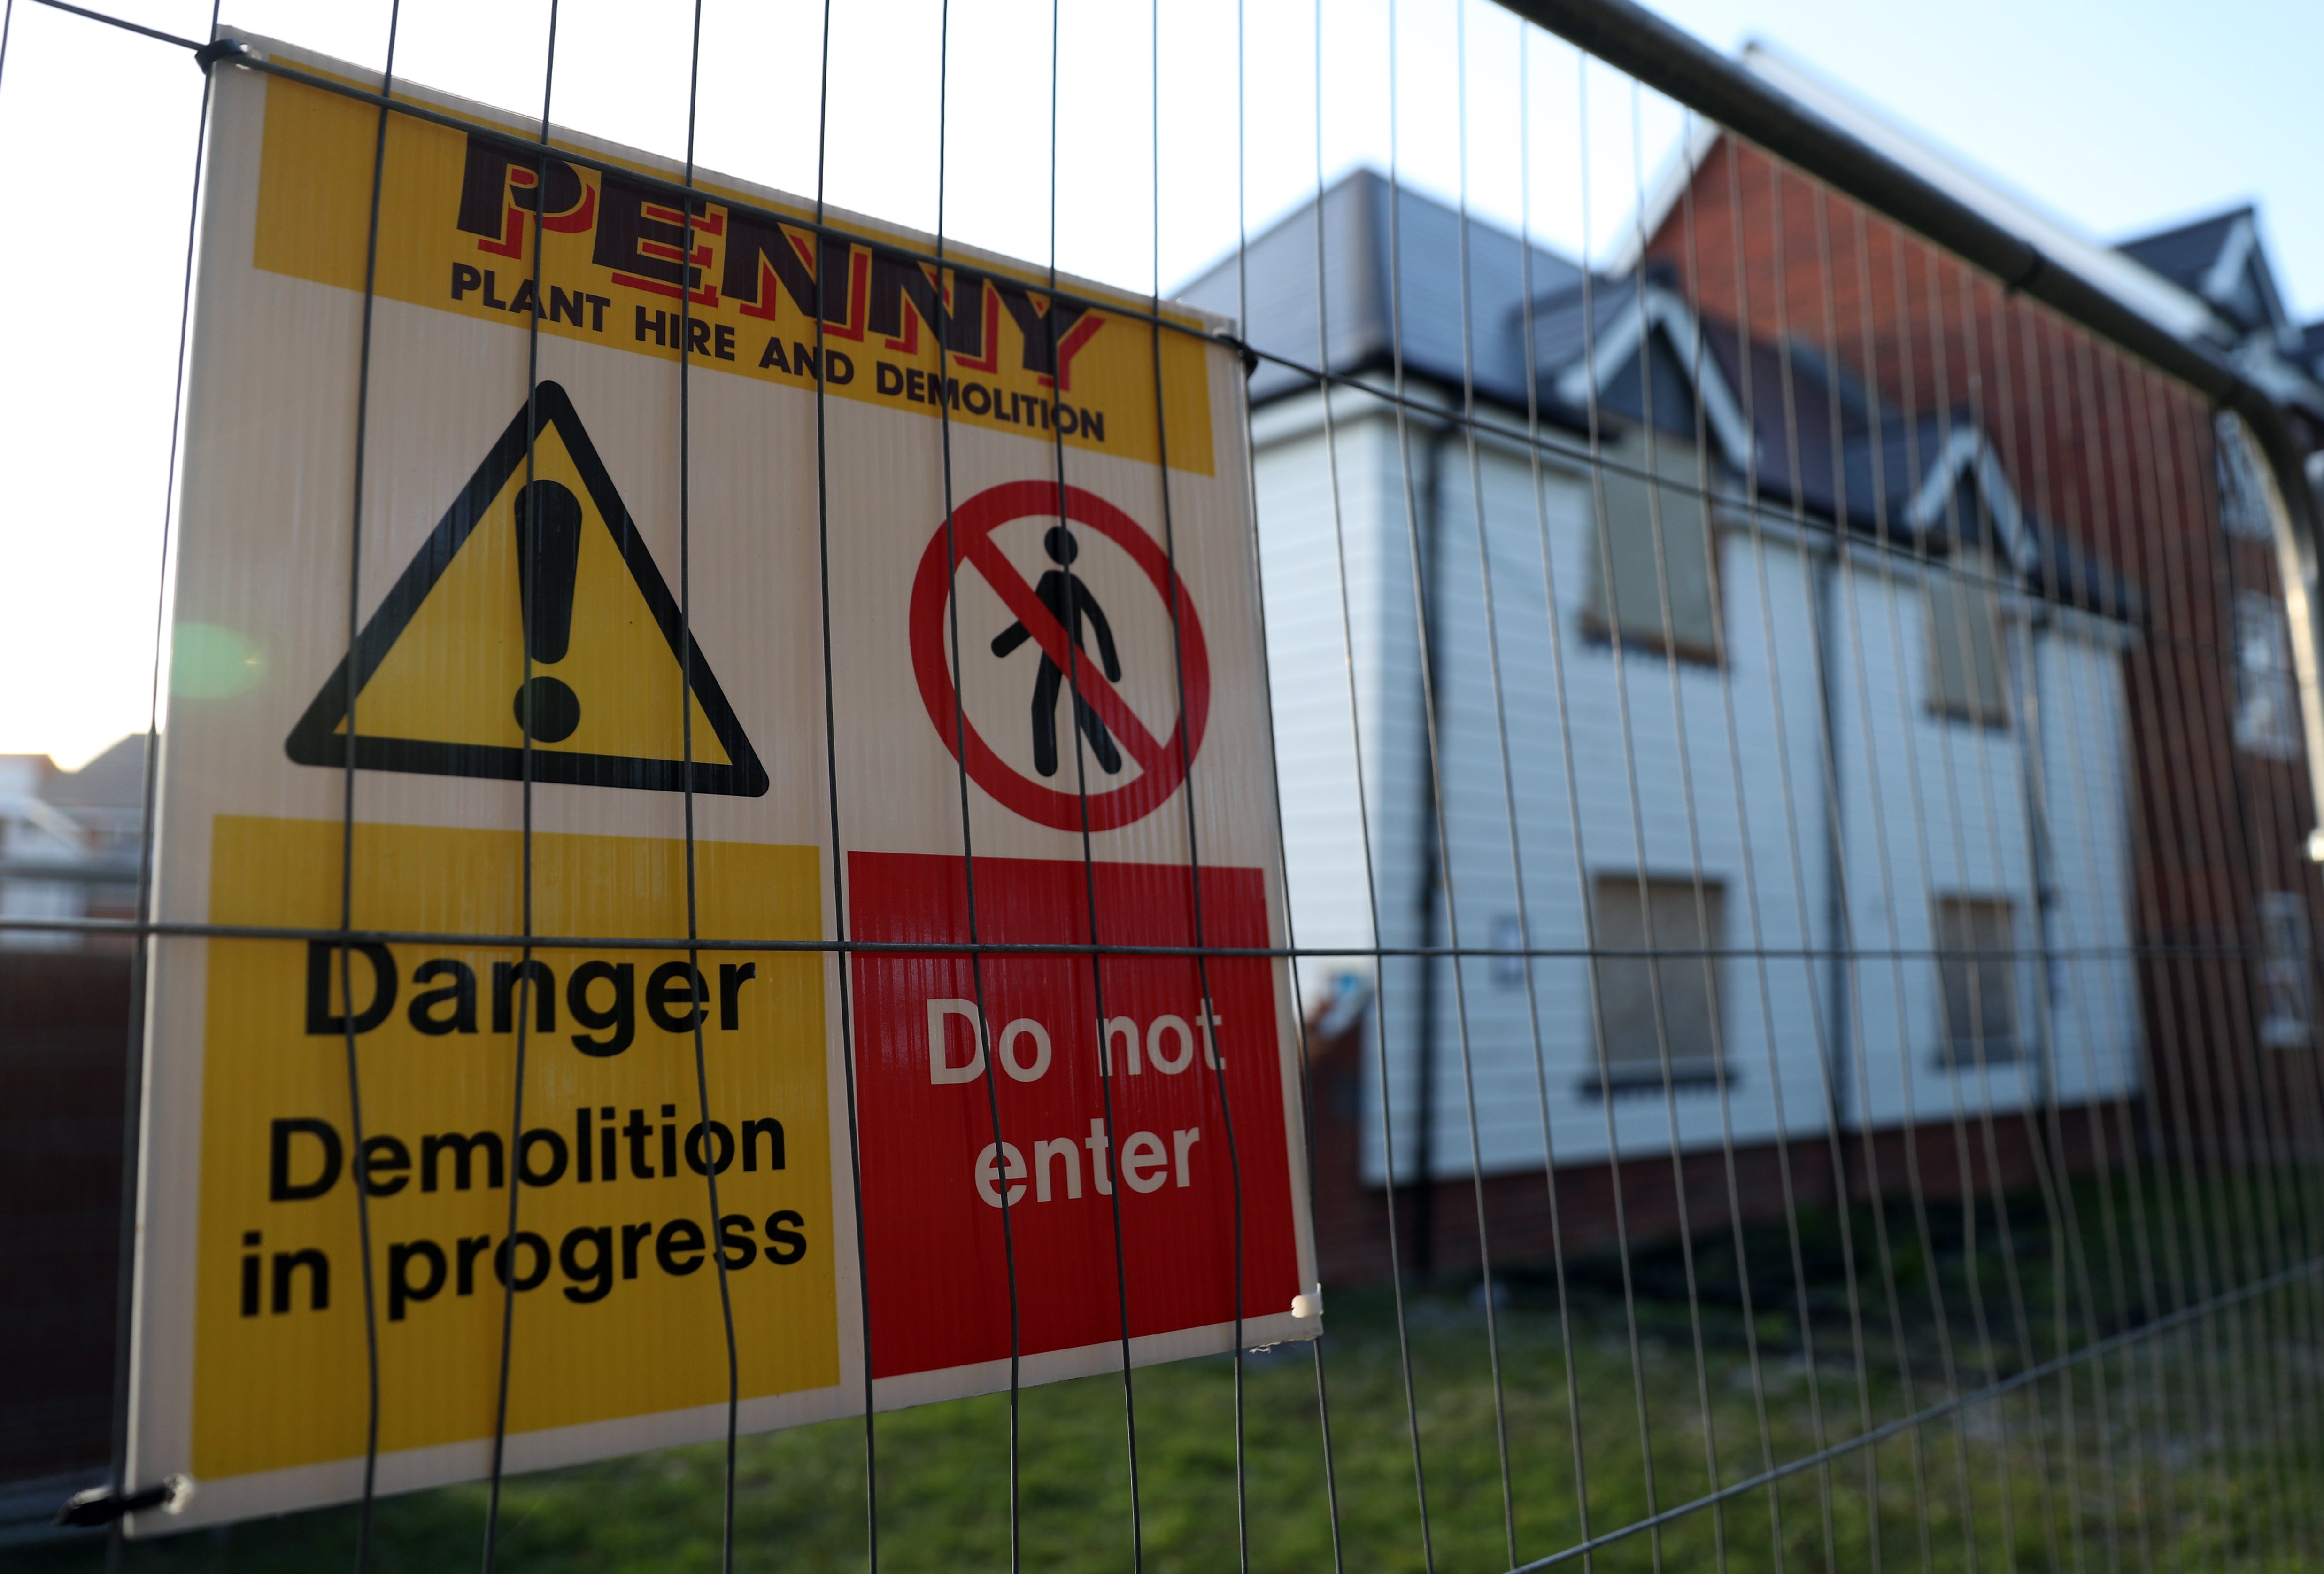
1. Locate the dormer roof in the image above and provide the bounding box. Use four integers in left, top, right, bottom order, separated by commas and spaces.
1522, 272, 1758, 467
1174, 170, 2140, 621
2116, 207, 2295, 348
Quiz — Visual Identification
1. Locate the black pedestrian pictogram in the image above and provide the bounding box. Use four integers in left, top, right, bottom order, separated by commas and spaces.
910, 480, 1212, 832
989, 525, 1122, 778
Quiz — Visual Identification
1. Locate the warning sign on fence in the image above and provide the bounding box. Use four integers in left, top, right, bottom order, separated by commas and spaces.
282, 381, 768, 795
128, 37, 1310, 1532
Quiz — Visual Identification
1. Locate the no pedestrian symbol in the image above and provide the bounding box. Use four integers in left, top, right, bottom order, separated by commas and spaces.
909, 481, 1210, 832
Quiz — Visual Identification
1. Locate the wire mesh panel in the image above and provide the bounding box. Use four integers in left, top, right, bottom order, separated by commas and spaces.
6, 0, 2324, 1570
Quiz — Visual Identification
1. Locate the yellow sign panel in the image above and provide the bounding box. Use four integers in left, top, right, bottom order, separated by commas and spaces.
284, 382, 764, 796
193, 817, 834, 1478
250, 62, 1215, 476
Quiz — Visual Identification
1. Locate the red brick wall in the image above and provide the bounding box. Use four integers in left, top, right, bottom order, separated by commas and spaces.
1303, 1002, 2174, 1287
0, 951, 132, 1485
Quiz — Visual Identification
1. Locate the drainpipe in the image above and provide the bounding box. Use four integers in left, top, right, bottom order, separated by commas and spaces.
1408, 421, 1451, 1279
1815, 538, 1855, 1155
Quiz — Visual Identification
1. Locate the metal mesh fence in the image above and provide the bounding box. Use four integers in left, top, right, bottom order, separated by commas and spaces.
6, 0, 2324, 1569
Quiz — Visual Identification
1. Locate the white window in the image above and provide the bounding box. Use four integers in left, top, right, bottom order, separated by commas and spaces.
2257, 892, 2315, 1050
1586, 441, 1720, 662
1934, 896, 2018, 1068
1590, 876, 1723, 1086
2234, 592, 2301, 760
1925, 561, 2010, 726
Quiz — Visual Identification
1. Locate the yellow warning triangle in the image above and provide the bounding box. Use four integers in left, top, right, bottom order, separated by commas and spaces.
286, 383, 766, 796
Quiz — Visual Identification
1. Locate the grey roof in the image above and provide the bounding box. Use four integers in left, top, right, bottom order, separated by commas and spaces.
1194, 171, 2141, 621
1702, 324, 2141, 619
1699, 319, 1863, 515
1522, 270, 1763, 450
2117, 208, 2250, 295
42, 734, 148, 812
1176, 170, 1585, 407
1517, 274, 1642, 384
2301, 320, 2324, 380
1781, 406, 2142, 620
2025, 527, 2145, 622
2116, 205, 2289, 338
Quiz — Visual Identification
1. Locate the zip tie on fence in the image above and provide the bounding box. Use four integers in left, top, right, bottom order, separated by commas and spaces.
1210, 327, 1261, 379
54, 1474, 195, 1529
195, 36, 249, 72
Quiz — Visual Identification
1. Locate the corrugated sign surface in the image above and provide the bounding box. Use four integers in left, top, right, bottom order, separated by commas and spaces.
127, 37, 1311, 1531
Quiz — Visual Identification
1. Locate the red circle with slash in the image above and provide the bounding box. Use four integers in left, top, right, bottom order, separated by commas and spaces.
910, 481, 1211, 832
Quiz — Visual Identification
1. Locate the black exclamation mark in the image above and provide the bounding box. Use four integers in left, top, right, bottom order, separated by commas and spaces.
513, 479, 584, 743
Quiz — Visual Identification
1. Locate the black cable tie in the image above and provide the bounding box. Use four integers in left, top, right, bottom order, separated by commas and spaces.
1210, 328, 1260, 379
54, 1475, 193, 1528
194, 36, 248, 73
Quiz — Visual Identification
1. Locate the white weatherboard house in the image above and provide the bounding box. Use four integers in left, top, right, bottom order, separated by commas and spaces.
1182, 173, 2142, 1190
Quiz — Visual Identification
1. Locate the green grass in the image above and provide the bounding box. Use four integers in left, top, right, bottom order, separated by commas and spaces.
29, 1179, 2324, 1572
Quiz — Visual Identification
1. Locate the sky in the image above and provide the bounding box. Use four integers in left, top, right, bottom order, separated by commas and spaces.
0, 0, 2315, 769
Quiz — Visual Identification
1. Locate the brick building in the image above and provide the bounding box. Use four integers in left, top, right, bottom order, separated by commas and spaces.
1184, 51, 2324, 1283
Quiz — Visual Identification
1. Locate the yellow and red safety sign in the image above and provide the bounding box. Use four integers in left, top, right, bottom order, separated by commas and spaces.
124, 35, 1312, 1533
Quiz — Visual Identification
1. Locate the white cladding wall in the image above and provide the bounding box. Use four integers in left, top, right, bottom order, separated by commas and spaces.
1413, 431, 1838, 1177
1251, 394, 2141, 1183
1823, 563, 2140, 1130
2036, 633, 2142, 1108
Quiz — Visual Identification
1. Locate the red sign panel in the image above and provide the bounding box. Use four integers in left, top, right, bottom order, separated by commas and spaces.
849, 852, 1299, 1378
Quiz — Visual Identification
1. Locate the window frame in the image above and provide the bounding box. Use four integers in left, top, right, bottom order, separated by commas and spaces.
1922, 555, 2013, 729
1931, 893, 2021, 1070
2256, 891, 2316, 1051
1579, 429, 1726, 668
2232, 590, 2302, 761
2216, 411, 2278, 543
1585, 873, 1728, 1094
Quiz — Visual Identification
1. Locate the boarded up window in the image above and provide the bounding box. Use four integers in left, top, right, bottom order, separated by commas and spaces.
2257, 892, 2315, 1050
2234, 591, 2301, 760
1591, 876, 1723, 1085
1586, 440, 1719, 661
1934, 896, 2017, 1068
1925, 563, 2009, 725
2216, 412, 2277, 542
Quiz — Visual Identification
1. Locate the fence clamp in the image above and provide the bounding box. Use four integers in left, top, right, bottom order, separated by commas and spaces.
54, 1474, 196, 1529
1209, 326, 1260, 380
194, 37, 251, 73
